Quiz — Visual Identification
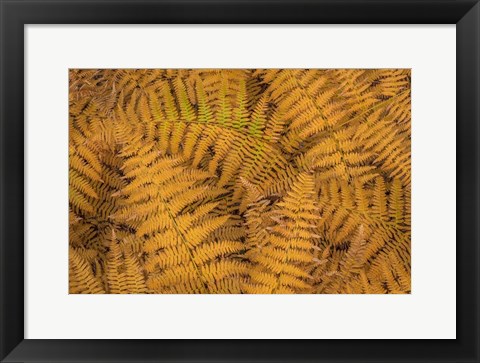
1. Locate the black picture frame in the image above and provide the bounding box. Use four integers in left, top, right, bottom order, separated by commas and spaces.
1, 0, 479, 362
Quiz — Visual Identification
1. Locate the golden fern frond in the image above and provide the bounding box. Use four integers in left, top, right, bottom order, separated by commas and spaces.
257, 69, 410, 197
69, 100, 130, 264
105, 229, 148, 294
112, 75, 288, 214
312, 225, 366, 293
111, 139, 247, 293
312, 224, 409, 294
315, 177, 410, 265
69, 247, 105, 294
244, 173, 320, 294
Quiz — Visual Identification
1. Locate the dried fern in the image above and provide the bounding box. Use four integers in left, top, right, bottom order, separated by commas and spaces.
69, 68, 411, 294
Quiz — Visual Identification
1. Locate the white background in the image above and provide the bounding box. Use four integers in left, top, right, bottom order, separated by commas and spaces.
25, 25, 456, 339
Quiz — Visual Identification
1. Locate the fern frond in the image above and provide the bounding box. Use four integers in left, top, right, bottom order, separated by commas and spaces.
244, 173, 319, 294
112, 140, 247, 293
69, 248, 105, 294
105, 229, 148, 294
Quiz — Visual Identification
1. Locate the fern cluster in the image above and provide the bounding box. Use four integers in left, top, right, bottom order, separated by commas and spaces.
69, 69, 411, 294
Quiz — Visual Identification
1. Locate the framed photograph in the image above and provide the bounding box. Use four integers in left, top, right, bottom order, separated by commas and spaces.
1, 0, 478, 362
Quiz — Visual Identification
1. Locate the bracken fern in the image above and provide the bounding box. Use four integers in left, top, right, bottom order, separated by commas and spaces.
69, 69, 411, 294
